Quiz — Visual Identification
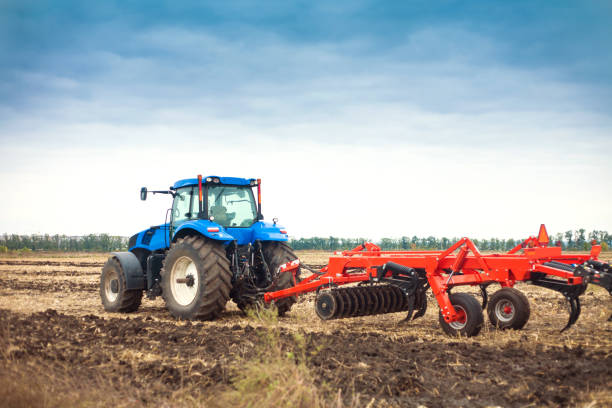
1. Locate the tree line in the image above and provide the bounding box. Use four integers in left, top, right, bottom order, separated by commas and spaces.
0, 229, 609, 253
0, 234, 128, 252
289, 229, 611, 252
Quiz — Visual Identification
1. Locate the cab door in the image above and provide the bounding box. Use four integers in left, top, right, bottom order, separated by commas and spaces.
170, 186, 196, 238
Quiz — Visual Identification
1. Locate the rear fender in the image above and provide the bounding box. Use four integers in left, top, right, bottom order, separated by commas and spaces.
173, 220, 234, 243
111, 252, 146, 290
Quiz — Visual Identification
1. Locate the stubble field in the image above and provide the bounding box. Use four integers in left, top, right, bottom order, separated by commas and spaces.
0, 250, 610, 407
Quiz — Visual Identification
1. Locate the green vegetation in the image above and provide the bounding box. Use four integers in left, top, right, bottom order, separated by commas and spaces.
0, 233, 127, 252
290, 229, 612, 251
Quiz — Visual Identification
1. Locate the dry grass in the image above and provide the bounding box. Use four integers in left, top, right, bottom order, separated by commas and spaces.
207, 308, 327, 408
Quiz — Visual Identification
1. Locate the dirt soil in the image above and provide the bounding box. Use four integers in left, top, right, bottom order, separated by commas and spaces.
1, 251, 611, 407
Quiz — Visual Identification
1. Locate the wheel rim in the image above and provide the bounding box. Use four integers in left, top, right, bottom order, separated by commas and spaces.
170, 256, 199, 306
495, 299, 515, 322
449, 305, 467, 330
104, 269, 119, 303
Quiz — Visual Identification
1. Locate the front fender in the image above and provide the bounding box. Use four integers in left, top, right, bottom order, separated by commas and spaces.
173, 220, 235, 243
251, 221, 289, 242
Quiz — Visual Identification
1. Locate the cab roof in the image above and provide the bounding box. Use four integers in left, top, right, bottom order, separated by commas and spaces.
173, 176, 255, 189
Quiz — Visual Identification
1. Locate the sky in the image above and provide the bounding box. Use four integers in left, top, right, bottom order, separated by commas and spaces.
1, 0, 611, 240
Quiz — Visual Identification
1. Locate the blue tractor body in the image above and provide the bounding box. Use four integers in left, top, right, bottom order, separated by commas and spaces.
100, 175, 298, 320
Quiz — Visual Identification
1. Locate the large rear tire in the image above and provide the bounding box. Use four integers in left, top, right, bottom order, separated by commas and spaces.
100, 257, 143, 313
161, 236, 232, 320
487, 287, 530, 329
438, 293, 483, 337
262, 242, 300, 316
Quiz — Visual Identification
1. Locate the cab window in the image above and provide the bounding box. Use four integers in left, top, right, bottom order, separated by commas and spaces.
207, 185, 257, 227
172, 187, 195, 224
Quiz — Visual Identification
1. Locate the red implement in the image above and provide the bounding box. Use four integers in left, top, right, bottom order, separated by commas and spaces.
264, 225, 611, 337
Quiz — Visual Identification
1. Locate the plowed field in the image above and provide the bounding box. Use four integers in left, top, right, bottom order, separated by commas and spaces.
1, 251, 610, 407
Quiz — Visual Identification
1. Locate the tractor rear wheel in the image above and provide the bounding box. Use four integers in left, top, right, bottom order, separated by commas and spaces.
100, 257, 143, 313
438, 293, 484, 337
232, 241, 300, 316
160, 236, 232, 320
487, 287, 530, 330
262, 242, 300, 316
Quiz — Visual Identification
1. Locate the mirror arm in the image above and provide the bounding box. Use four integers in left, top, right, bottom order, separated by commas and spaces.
151, 190, 177, 198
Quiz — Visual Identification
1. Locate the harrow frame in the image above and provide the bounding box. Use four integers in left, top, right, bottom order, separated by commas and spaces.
264, 225, 611, 336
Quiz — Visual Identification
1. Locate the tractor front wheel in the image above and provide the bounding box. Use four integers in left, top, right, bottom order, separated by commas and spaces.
100, 257, 143, 313
487, 287, 530, 330
438, 293, 484, 337
161, 236, 232, 320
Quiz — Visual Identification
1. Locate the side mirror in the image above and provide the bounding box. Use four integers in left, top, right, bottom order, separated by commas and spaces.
140, 187, 148, 201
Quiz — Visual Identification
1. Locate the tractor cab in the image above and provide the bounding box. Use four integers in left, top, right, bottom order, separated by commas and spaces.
171, 177, 259, 228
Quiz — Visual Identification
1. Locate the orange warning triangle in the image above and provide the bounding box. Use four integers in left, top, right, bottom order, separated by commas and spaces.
537, 224, 549, 245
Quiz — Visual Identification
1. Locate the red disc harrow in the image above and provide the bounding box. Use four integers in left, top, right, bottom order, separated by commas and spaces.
264, 225, 612, 337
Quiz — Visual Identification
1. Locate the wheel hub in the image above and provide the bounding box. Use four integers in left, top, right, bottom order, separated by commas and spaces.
449, 306, 467, 330
104, 270, 119, 302
170, 256, 199, 306
495, 300, 515, 322
175, 274, 195, 287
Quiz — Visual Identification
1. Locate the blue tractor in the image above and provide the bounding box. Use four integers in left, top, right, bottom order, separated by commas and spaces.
99, 175, 299, 320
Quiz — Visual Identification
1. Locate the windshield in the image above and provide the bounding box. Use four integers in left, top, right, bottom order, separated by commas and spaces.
207, 185, 257, 227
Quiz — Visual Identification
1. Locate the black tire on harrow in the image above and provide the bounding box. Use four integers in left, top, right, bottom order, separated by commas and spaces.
487, 287, 531, 330
100, 257, 143, 313
160, 236, 232, 320
262, 242, 300, 316
438, 293, 484, 337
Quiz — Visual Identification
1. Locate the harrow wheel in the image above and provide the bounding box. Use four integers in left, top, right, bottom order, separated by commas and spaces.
438, 293, 484, 337
353, 288, 367, 315
345, 289, 358, 316
373, 287, 385, 314
338, 290, 352, 317
487, 288, 530, 330
361, 288, 377, 315
315, 291, 337, 320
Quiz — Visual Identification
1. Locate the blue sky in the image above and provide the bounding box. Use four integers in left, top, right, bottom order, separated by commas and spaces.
1, 1, 611, 239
